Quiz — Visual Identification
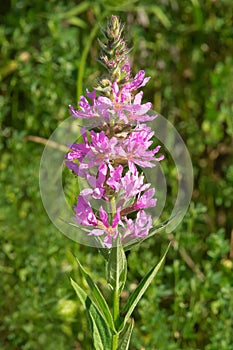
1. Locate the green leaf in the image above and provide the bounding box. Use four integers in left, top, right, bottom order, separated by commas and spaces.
120, 243, 170, 329
67, 17, 87, 29
107, 243, 127, 294
93, 237, 111, 261
0, 60, 18, 79
71, 278, 111, 350
98, 246, 111, 262
190, 0, 203, 28
76, 258, 116, 333
101, 0, 138, 11
150, 5, 171, 29
62, 3, 90, 18
118, 318, 134, 350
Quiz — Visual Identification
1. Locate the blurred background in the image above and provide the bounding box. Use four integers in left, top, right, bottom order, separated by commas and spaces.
0, 0, 233, 349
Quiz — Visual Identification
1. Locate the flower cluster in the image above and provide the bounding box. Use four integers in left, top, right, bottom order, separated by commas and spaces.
65, 16, 164, 247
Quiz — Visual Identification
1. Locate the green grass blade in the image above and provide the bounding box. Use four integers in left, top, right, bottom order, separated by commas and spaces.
67, 17, 87, 29
150, 5, 171, 28
62, 3, 91, 18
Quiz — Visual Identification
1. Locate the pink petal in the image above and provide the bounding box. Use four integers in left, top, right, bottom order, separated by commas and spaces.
112, 208, 121, 228
133, 91, 143, 105
104, 235, 112, 248
99, 206, 109, 227
88, 229, 104, 236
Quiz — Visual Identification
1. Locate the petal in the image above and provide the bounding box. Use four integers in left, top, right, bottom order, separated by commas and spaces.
88, 228, 104, 236
154, 155, 165, 161
112, 81, 119, 95
86, 89, 96, 100
69, 104, 82, 118
65, 161, 80, 175
98, 96, 112, 105
99, 206, 109, 227
104, 235, 112, 248
93, 188, 104, 199
133, 91, 143, 105
97, 163, 108, 187
139, 76, 150, 88
79, 96, 90, 110
74, 196, 97, 226
129, 70, 145, 90
80, 188, 93, 197
128, 161, 137, 176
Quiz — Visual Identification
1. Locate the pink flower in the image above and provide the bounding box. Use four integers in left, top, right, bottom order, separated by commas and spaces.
69, 90, 111, 123
122, 92, 157, 122
88, 207, 122, 248
69, 69, 155, 125
106, 164, 123, 190
121, 210, 153, 239
125, 70, 151, 92
65, 59, 164, 247
74, 196, 97, 226
115, 70, 151, 104
119, 125, 164, 168
79, 163, 107, 199
66, 130, 118, 171
133, 188, 157, 210
107, 162, 150, 202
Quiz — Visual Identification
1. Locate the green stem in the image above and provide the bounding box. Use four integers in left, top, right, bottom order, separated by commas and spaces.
112, 246, 120, 350
112, 332, 119, 350
110, 196, 120, 349
76, 11, 108, 102
110, 196, 116, 221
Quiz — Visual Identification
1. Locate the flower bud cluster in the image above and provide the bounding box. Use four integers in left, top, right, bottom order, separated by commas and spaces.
65, 16, 164, 247
97, 15, 132, 97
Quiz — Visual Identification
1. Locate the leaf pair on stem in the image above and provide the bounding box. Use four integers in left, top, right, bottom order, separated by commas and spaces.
71, 242, 170, 349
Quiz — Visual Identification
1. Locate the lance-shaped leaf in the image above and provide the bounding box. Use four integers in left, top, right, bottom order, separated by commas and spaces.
71, 278, 111, 350
120, 243, 170, 330
76, 258, 116, 333
107, 243, 127, 294
118, 318, 134, 350
98, 246, 111, 261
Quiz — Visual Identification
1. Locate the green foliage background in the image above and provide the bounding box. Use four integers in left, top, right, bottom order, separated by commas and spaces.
0, 0, 232, 349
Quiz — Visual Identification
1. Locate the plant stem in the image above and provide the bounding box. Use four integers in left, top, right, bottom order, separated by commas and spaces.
110, 196, 116, 220
112, 332, 119, 350
112, 247, 120, 350
110, 196, 119, 349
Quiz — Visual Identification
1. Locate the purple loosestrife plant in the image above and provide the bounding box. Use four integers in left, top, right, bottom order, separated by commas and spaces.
66, 16, 170, 350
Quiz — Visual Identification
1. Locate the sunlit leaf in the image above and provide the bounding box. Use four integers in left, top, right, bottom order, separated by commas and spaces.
120, 243, 170, 330
67, 17, 87, 29
118, 318, 134, 350
76, 258, 116, 333
71, 278, 112, 349
62, 3, 91, 18
107, 243, 127, 294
